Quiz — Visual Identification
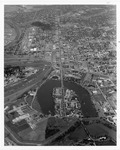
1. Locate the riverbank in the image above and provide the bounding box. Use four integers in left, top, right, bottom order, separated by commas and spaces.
36, 79, 98, 117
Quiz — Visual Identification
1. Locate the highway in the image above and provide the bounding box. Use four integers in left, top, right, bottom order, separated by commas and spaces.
5, 66, 52, 105
5, 70, 52, 145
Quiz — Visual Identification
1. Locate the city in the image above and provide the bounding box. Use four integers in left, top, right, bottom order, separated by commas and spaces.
4, 5, 116, 146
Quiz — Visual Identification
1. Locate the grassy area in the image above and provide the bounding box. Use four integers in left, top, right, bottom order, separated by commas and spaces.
18, 118, 48, 142
93, 94, 106, 103
86, 123, 108, 138
25, 95, 33, 106
68, 125, 87, 142
32, 97, 42, 112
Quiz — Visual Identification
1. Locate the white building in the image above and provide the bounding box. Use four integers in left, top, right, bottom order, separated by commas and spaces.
12, 114, 29, 124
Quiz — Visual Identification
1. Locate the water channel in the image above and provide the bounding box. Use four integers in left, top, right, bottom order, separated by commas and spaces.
36, 79, 98, 117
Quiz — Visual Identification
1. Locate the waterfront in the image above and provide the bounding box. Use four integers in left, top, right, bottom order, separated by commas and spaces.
36, 79, 98, 117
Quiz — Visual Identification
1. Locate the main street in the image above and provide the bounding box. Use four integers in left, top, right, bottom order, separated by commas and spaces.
55, 17, 65, 117
59, 44, 65, 116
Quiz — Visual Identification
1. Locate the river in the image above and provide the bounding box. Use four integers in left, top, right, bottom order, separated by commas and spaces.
36, 79, 98, 117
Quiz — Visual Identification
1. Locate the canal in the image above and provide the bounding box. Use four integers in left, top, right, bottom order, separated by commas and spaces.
36, 79, 98, 117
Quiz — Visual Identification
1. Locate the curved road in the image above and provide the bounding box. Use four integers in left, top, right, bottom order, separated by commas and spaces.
4, 20, 21, 49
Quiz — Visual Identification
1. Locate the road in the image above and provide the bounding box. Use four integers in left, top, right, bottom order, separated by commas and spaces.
41, 118, 78, 145
55, 17, 65, 117
80, 121, 96, 145
95, 82, 116, 114
5, 71, 52, 145
5, 126, 41, 146
5, 20, 21, 49
4, 16, 116, 146
5, 66, 52, 105
5, 113, 116, 145
5, 117, 77, 146
59, 45, 65, 116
